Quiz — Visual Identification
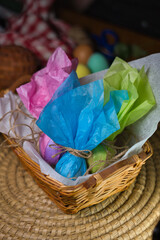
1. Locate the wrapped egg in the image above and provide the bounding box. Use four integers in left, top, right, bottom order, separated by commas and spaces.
87, 144, 116, 173
73, 44, 93, 64
39, 133, 62, 165
87, 144, 107, 173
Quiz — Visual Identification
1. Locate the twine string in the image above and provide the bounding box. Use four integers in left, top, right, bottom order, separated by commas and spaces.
0, 99, 41, 151
49, 143, 92, 159
83, 141, 129, 175
102, 139, 129, 150
84, 160, 106, 176
50, 139, 129, 176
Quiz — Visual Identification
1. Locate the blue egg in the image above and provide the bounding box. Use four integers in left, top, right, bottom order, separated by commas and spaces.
87, 52, 109, 73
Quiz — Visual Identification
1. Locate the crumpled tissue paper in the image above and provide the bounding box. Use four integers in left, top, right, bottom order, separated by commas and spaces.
17, 47, 78, 119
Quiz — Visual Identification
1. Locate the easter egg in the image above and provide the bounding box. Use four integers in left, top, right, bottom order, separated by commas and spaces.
87, 52, 109, 73
76, 63, 91, 78
73, 44, 93, 64
39, 133, 61, 165
87, 144, 107, 173
87, 144, 116, 173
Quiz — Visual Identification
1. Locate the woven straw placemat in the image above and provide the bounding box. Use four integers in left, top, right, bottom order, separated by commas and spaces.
0, 127, 160, 240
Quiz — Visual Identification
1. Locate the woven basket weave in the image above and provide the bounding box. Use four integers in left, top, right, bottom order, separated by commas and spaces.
1, 78, 153, 214
4, 136, 153, 214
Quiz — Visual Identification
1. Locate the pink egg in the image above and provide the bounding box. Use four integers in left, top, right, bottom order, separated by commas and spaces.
39, 133, 62, 165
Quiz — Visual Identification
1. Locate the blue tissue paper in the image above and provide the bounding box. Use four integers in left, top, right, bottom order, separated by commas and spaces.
51, 70, 80, 101
37, 75, 129, 179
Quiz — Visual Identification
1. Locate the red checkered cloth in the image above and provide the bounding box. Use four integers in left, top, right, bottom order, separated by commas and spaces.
0, 0, 75, 65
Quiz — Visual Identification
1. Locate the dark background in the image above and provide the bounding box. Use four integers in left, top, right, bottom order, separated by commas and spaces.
54, 0, 160, 39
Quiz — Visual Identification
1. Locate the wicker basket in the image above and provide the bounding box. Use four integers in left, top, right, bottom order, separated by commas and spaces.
2, 136, 152, 214
1, 78, 153, 214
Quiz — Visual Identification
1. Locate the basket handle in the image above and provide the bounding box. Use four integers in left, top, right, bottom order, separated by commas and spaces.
99, 141, 153, 179
83, 141, 153, 189
99, 141, 153, 180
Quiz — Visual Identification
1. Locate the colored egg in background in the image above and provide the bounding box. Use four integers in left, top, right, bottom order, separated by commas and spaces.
73, 44, 93, 65
76, 63, 91, 78
87, 52, 109, 73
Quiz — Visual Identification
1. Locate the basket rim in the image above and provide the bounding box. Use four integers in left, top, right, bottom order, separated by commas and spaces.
3, 134, 153, 190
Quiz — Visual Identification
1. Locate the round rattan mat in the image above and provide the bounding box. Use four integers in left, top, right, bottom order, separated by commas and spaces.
1, 128, 160, 240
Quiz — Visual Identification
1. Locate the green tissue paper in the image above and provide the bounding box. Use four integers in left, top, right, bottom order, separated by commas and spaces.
103, 57, 156, 141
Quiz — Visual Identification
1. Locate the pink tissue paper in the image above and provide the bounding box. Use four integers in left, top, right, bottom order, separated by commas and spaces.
17, 47, 78, 119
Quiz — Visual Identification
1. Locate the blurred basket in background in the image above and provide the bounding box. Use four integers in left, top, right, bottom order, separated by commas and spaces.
0, 45, 39, 89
